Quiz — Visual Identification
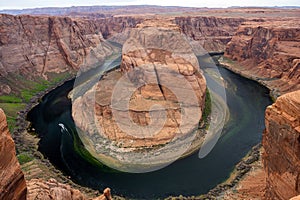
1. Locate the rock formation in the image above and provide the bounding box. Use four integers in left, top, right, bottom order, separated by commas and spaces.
0, 14, 117, 93
224, 20, 300, 96
72, 19, 206, 172
27, 178, 112, 200
175, 16, 245, 52
0, 108, 27, 200
263, 90, 300, 200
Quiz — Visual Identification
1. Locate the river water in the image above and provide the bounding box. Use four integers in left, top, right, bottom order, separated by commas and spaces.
27, 55, 272, 199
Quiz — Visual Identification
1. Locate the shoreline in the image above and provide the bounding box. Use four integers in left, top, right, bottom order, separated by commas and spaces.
165, 144, 262, 200
218, 57, 278, 100
11, 75, 106, 199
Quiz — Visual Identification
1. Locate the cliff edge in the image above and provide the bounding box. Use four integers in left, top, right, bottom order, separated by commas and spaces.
263, 90, 300, 199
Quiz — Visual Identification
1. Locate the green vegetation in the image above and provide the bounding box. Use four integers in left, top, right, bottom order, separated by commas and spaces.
0, 72, 72, 132
17, 152, 34, 165
0, 95, 22, 103
0, 103, 26, 130
201, 88, 212, 126
71, 127, 118, 173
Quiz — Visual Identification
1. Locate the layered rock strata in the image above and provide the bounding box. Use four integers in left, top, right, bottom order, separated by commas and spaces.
72, 20, 206, 172
0, 108, 27, 200
224, 20, 300, 96
175, 16, 245, 52
263, 90, 300, 199
0, 14, 117, 93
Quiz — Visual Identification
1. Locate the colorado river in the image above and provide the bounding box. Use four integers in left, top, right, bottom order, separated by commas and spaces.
27, 55, 272, 199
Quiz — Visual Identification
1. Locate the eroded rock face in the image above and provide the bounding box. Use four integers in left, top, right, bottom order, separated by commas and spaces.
175, 16, 245, 52
72, 19, 206, 172
263, 90, 300, 200
224, 20, 300, 96
0, 14, 117, 90
0, 108, 27, 200
27, 178, 112, 200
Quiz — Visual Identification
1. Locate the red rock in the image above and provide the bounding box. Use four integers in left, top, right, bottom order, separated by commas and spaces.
175, 16, 245, 52
263, 90, 300, 200
224, 20, 300, 96
0, 108, 27, 200
0, 13, 117, 91
73, 19, 206, 149
27, 178, 112, 200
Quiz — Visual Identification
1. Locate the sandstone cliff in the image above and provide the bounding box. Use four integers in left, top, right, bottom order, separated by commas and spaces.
263, 90, 300, 199
0, 14, 117, 94
224, 20, 300, 96
175, 16, 245, 52
0, 108, 27, 200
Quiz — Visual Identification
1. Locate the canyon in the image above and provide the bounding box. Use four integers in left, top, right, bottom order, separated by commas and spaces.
0, 5, 299, 200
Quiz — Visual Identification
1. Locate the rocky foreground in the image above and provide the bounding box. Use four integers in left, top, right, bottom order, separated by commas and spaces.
0, 108, 112, 200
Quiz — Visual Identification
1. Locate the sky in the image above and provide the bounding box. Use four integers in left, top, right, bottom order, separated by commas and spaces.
0, 0, 299, 10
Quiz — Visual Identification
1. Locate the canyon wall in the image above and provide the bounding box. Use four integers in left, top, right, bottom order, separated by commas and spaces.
224, 20, 300, 96
0, 108, 27, 200
175, 16, 245, 52
0, 12, 265, 96
0, 14, 117, 94
263, 90, 300, 199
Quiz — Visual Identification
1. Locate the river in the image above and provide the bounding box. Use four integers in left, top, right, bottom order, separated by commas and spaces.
27, 55, 272, 199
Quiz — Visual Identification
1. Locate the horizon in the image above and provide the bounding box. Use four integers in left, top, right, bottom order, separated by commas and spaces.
1, 0, 299, 10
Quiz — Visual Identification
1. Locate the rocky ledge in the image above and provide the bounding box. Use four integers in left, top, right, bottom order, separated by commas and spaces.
72, 19, 206, 172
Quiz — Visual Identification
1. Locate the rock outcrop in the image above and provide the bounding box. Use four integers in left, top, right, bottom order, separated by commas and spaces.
263, 90, 300, 200
72, 19, 206, 172
175, 16, 245, 52
224, 20, 300, 96
0, 108, 27, 200
27, 178, 112, 200
0, 14, 117, 92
